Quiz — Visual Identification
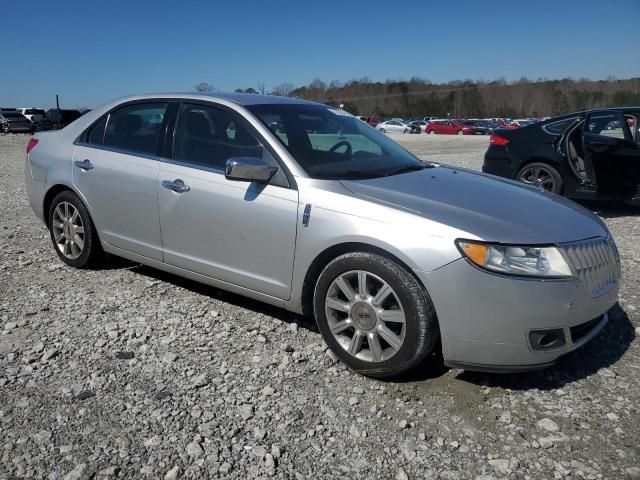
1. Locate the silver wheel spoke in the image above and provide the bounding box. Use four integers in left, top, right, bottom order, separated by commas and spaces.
330, 319, 351, 334
54, 232, 64, 243
368, 333, 383, 362
64, 202, 70, 219
372, 283, 392, 307
55, 205, 65, 222
336, 276, 355, 301
75, 226, 84, 235
379, 309, 405, 324
52, 220, 64, 229
326, 296, 350, 313
349, 330, 364, 355
74, 235, 85, 250
63, 240, 70, 256
378, 325, 403, 351
70, 209, 79, 224
357, 271, 368, 296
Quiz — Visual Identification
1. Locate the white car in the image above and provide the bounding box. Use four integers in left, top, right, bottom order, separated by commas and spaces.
376, 120, 411, 134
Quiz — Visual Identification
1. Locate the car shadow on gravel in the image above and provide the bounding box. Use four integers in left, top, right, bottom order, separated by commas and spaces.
578, 199, 640, 218
129, 264, 318, 331
454, 303, 635, 391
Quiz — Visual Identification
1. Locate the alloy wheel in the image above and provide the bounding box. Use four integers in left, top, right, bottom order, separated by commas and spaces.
324, 270, 406, 363
518, 166, 556, 192
51, 201, 85, 259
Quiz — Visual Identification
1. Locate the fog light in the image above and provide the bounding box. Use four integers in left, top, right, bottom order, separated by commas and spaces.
528, 328, 566, 351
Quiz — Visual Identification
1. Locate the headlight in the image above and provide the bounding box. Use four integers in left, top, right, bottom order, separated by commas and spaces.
456, 240, 573, 278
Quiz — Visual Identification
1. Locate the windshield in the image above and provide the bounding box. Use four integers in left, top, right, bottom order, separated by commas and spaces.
247, 104, 426, 179
2, 112, 24, 119
25, 109, 45, 115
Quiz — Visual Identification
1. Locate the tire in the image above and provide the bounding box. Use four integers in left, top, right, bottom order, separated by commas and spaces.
428, 130, 436, 135
516, 162, 564, 194
403, 129, 409, 134
313, 252, 439, 379
379, 128, 386, 133
457, 130, 464, 135
47, 190, 103, 268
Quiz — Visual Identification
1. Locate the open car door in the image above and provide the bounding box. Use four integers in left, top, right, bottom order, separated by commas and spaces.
582, 110, 640, 199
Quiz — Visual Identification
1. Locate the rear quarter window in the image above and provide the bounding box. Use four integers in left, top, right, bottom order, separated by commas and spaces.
542, 117, 577, 135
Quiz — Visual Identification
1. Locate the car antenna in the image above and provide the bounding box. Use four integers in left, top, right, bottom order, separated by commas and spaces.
55, 94, 61, 130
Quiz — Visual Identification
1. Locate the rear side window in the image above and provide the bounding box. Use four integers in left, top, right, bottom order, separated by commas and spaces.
103, 103, 168, 155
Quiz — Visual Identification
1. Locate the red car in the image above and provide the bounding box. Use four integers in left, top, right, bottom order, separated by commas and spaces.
425, 120, 479, 135
361, 115, 384, 127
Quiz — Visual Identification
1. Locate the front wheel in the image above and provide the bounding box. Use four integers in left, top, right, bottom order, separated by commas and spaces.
516, 162, 563, 194
457, 130, 465, 135
428, 130, 436, 135
314, 252, 439, 379
403, 129, 409, 134
379, 128, 386, 133
48, 190, 103, 268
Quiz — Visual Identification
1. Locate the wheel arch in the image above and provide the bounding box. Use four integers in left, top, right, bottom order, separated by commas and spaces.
300, 242, 428, 317
43, 183, 96, 231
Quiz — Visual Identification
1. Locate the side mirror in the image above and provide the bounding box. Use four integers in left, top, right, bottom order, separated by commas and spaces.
225, 157, 278, 183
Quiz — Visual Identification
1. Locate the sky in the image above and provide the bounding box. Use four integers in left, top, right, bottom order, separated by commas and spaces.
2, 0, 639, 109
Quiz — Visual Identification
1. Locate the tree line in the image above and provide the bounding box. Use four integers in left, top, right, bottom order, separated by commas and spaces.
195, 76, 640, 118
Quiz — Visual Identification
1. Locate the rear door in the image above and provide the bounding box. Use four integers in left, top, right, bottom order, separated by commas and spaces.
73, 101, 171, 260
582, 110, 640, 198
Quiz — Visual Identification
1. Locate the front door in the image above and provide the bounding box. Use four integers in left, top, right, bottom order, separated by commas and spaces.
157, 102, 299, 299
583, 110, 640, 199
72, 102, 169, 260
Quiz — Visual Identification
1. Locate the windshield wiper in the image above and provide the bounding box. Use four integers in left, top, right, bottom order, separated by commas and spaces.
384, 164, 428, 176
314, 169, 383, 179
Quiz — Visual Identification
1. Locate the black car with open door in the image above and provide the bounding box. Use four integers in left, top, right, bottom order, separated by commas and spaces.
483, 108, 640, 204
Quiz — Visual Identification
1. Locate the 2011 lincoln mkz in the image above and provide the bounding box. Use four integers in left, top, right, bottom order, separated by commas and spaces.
24, 93, 621, 378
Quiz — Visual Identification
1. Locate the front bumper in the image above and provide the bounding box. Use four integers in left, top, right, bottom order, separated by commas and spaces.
415, 257, 618, 371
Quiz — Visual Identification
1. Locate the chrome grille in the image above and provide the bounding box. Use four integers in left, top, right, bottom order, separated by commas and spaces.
562, 237, 620, 296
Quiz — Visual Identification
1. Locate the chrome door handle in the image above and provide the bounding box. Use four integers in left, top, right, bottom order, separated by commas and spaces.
162, 179, 190, 193
74, 159, 93, 170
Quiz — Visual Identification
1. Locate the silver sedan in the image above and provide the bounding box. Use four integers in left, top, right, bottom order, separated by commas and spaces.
376, 120, 411, 134
25, 93, 620, 378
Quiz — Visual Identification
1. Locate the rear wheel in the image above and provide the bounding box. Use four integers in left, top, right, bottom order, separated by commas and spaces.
457, 130, 464, 135
516, 162, 563, 194
48, 190, 103, 268
403, 129, 409, 134
428, 130, 436, 135
314, 252, 439, 379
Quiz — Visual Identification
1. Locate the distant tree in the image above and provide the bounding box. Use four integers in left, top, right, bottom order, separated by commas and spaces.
245, 87, 258, 94
257, 82, 266, 94
234, 88, 244, 93
272, 83, 294, 96
195, 82, 215, 92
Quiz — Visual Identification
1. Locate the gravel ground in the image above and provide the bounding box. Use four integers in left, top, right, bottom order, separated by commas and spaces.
1, 132, 639, 479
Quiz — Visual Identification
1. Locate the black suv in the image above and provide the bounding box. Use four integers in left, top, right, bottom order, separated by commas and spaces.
483, 108, 640, 203
45, 109, 83, 129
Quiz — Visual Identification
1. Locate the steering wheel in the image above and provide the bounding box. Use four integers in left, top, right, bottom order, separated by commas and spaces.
328, 140, 352, 156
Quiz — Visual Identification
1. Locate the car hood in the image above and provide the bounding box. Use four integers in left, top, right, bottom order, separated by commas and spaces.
340, 166, 608, 244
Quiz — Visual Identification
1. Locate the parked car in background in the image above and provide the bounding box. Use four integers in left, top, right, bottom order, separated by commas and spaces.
362, 115, 384, 128
18, 108, 54, 131
425, 120, 477, 135
423, 116, 437, 123
25, 92, 620, 377
457, 120, 492, 135
408, 120, 428, 133
483, 107, 640, 202
46, 109, 83, 129
0, 109, 33, 133
376, 119, 412, 133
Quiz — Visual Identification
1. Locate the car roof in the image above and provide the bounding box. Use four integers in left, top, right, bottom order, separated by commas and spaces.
109, 92, 323, 108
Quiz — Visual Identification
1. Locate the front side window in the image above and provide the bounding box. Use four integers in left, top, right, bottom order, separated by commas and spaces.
248, 104, 426, 179
173, 103, 282, 175
103, 103, 168, 155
